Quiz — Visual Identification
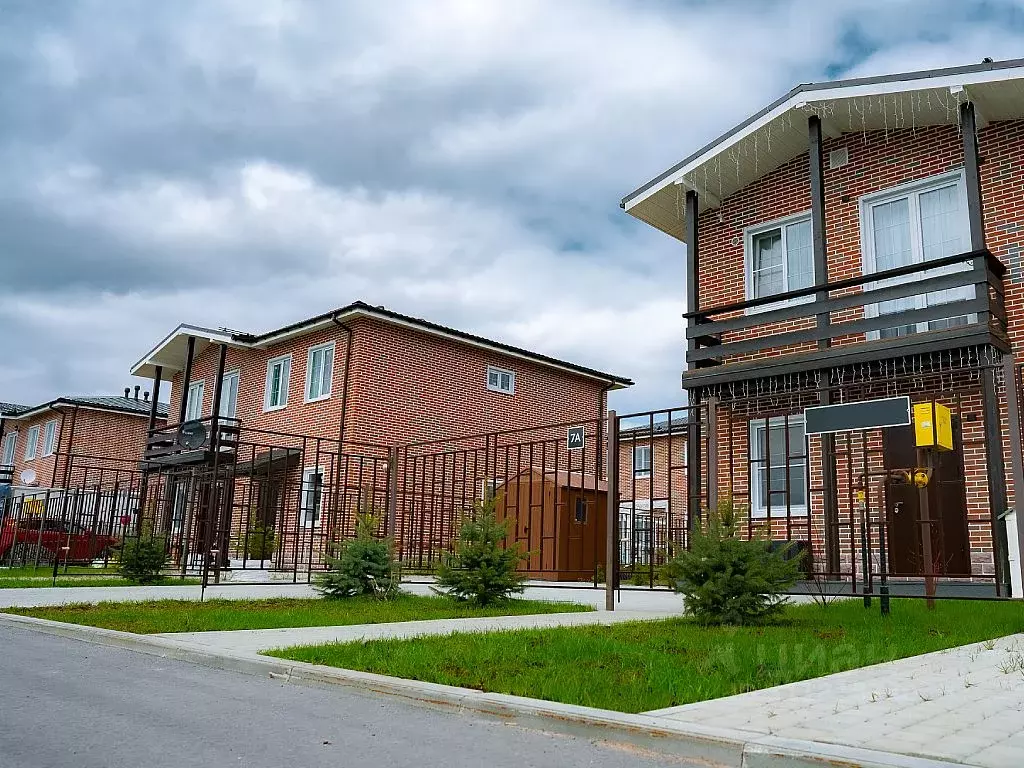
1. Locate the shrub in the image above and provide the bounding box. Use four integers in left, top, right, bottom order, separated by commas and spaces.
315, 512, 398, 599
244, 517, 277, 561
434, 497, 526, 606
118, 536, 168, 584
660, 498, 800, 625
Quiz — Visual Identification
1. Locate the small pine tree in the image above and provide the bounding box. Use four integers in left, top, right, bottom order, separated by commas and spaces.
315, 512, 397, 599
661, 498, 801, 625
118, 536, 168, 584
435, 497, 526, 605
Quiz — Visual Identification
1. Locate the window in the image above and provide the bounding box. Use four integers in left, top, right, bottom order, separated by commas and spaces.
861, 171, 971, 339
305, 342, 335, 402
745, 213, 814, 307
219, 371, 239, 419
486, 365, 515, 394
300, 467, 324, 528
749, 416, 807, 518
42, 419, 58, 457
2, 432, 16, 465
24, 425, 40, 461
264, 355, 291, 411
185, 381, 205, 421
633, 445, 651, 478
171, 481, 188, 534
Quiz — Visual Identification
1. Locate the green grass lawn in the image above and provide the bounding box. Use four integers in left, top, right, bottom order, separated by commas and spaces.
0, 565, 121, 578
4, 595, 590, 634
268, 599, 1024, 713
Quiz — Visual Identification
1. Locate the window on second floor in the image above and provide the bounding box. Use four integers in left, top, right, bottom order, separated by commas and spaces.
219, 371, 239, 419
2, 432, 17, 465
745, 213, 814, 307
305, 342, 335, 402
633, 444, 651, 478
486, 365, 515, 394
42, 419, 58, 457
264, 355, 291, 411
24, 425, 40, 461
861, 170, 971, 339
185, 381, 205, 422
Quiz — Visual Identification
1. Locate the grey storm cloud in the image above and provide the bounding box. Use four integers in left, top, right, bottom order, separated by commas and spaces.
2, 0, 1024, 410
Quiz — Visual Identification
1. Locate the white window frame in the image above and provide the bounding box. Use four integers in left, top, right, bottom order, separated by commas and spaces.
300, 466, 325, 528
24, 425, 40, 461
185, 380, 205, 422
2, 431, 17, 465
749, 416, 807, 519
633, 444, 651, 478
486, 365, 516, 395
42, 419, 58, 457
304, 342, 335, 403
744, 210, 816, 314
859, 169, 972, 339
219, 370, 240, 419
264, 354, 291, 412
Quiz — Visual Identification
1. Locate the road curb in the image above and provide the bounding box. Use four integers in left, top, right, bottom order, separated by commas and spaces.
0, 612, 970, 768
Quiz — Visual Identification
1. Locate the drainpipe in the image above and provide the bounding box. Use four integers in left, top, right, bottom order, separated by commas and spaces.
596, 383, 613, 479
46, 404, 69, 490
329, 315, 355, 516
58, 406, 80, 492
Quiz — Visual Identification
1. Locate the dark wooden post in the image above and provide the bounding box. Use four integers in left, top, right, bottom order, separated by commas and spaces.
982, 367, 1011, 595
177, 336, 196, 424
605, 409, 618, 611
960, 101, 986, 251
210, 344, 228, 423
809, 115, 841, 574
148, 365, 163, 432
684, 189, 703, 532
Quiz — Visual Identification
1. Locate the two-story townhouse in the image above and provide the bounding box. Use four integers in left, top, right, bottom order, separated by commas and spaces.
130, 301, 631, 575
623, 58, 1024, 596
0, 390, 169, 495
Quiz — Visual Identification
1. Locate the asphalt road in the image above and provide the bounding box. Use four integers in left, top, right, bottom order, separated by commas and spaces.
0, 626, 689, 768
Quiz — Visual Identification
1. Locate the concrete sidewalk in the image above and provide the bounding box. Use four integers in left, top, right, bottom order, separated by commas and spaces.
0, 578, 689, 612
157, 609, 677, 654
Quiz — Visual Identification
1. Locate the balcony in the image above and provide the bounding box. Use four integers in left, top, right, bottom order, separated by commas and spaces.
143, 416, 241, 468
0, 465, 13, 485
683, 249, 1008, 389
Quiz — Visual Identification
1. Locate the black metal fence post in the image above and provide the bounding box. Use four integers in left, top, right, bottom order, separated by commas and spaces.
605, 409, 618, 611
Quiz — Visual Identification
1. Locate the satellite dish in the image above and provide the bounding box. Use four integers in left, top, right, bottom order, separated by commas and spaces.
19, 468, 37, 486
179, 420, 208, 451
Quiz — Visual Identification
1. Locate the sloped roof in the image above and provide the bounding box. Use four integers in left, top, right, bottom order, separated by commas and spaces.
132, 301, 633, 388
6, 395, 170, 421
623, 57, 1024, 240
619, 415, 688, 438
0, 403, 28, 417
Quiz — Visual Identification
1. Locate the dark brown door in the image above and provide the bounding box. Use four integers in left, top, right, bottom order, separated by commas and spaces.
882, 422, 970, 577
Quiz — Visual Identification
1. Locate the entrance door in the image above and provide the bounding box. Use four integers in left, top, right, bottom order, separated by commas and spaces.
882, 422, 971, 577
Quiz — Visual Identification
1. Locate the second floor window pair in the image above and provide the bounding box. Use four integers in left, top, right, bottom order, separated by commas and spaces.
17, 420, 58, 462
263, 342, 333, 412
744, 170, 971, 336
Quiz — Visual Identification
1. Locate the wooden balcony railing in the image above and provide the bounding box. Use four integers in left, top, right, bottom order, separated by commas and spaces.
0, 465, 13, 485
144, 416, 241, 464
684, 248, 1008, 387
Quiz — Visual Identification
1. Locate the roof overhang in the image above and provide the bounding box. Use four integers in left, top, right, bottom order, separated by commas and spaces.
622, 58, 1024, 242
5, 399, 163, 421
131, 324, 247, 379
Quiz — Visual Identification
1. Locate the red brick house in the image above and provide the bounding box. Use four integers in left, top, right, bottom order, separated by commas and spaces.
0, 391, 168, 495
622, 58, 1024, 596
129, 301, 630, 573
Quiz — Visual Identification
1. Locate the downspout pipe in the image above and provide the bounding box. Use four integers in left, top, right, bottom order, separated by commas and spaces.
329, 315, 355, 516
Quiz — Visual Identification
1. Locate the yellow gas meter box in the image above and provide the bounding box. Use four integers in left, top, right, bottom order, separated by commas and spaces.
913, 402, 953, 451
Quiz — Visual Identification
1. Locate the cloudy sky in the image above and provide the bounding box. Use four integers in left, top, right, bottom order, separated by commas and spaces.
2, 0, 1023, 413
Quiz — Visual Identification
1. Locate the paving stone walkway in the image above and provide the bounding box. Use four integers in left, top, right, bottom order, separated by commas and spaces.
646, 633, 1024, 768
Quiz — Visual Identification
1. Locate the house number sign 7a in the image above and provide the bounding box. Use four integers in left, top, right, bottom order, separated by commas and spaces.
567, 426, 585, 450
